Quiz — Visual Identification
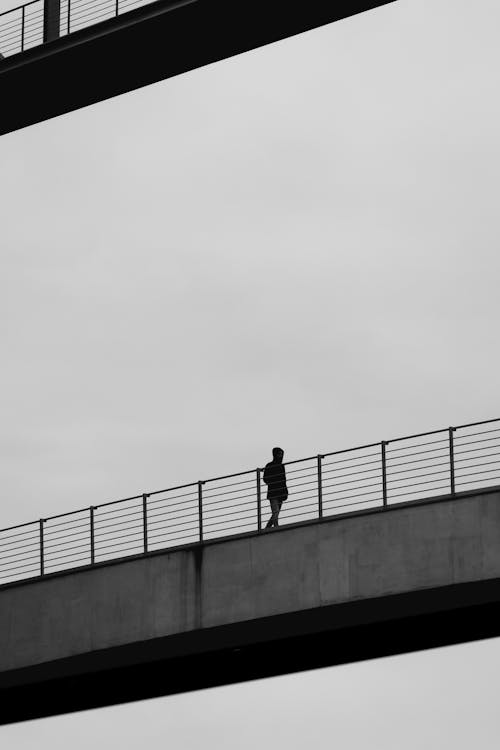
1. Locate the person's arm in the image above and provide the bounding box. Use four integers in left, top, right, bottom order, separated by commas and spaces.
282, 465, 288, 492
263, 463, 270, 485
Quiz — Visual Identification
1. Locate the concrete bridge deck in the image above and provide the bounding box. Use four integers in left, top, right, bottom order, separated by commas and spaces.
2, 485, 500, 724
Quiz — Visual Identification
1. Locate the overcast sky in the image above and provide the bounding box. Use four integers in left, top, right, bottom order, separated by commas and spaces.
1, 0, 500, 744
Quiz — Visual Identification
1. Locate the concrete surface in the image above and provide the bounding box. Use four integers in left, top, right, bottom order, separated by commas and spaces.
1, 489, 500, 674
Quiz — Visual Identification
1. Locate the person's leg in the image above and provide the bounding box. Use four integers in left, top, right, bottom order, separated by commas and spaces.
266, 497, 280, 528
275, 498, 283, 525
265, 498, 273, 528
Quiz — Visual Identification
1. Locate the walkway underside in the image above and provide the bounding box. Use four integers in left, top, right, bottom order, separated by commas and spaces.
0, 0, 397, 135
2, 578, 500, 724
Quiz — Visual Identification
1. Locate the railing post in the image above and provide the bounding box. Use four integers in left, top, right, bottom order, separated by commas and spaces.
21, 5, 25, 51
43, 0, 60, 43
67, 0, 71, 34
317, 454, 323, 518
198, 482, 204, 542
449, 427, 456, 494
143, 494, 148, 553
39, 519, 44, 576
90, 506, 95, 564
115, 0, 119, 15
381, 441, 388, 507
256, 469, 262, 531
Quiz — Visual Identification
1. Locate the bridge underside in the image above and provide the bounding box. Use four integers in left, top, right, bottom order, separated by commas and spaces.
2, 577, 500, 725
0, 0, 397, 136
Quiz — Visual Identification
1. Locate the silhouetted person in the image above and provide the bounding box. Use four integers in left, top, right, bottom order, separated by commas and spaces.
263, 447, 288, 528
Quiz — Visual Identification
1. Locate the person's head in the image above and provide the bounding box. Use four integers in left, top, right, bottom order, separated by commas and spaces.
272, 447, 284, 463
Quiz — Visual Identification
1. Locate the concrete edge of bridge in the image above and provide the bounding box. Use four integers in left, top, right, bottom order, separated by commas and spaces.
1, 575, 500, 724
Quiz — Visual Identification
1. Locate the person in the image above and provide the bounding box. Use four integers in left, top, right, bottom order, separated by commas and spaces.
263, 447, 288, 528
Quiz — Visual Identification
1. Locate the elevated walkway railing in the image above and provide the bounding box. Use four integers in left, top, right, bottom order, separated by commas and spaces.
1, 417, 500, 586
0, 0, 158, 59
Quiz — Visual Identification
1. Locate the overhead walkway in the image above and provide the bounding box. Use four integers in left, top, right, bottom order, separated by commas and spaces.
1, 418, 500, 723
1, 417, 500, 587
0, 0, 398, 135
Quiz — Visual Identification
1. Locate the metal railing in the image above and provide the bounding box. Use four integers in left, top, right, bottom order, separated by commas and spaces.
0, 0, 43, 57
0, 0, 158, 59
1, 417, 500, 587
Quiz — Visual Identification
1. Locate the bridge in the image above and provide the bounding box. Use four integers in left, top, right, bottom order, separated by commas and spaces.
1, 417, 500, 724
0, 0, 398, 135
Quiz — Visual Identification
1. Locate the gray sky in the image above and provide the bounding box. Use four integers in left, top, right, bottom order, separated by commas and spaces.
1, 0, 500, 527
1, 0, 500, 743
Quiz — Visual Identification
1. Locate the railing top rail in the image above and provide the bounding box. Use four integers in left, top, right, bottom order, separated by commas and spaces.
90, 492, 144, 510
281, 454, 318, 467
455, 417, 500, 430
386, 427, 449, 445
2, 417, 500, 535
0, 518, 39, 534
322, 442, 381, 459
0, 0, 41, 19
148, 482, 198, 498
43, 505, 100, 522
38, 494, 145, 521
202, 468, 257, 484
